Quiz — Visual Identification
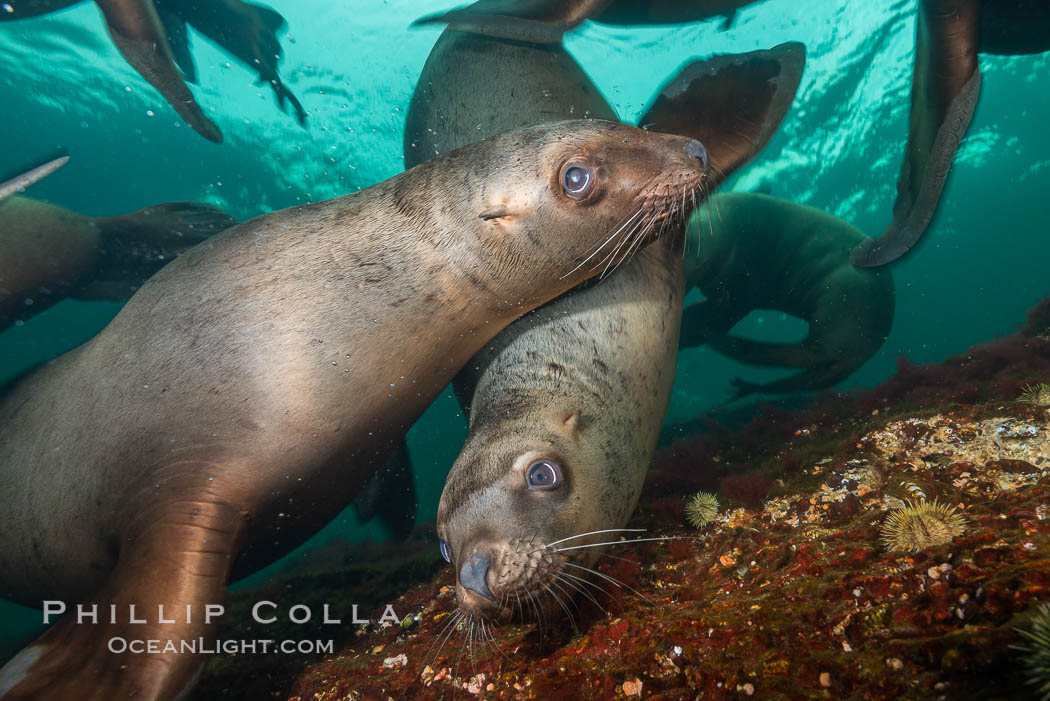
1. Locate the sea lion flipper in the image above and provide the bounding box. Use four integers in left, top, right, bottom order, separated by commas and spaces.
850, 0, 981, 267
706, 334, 826, 368
729, 362, 852, 398
677, 299, 747, 349
0, 155, 69, 203
0, 499, 244, 700
95, 0, 222, 142
639, 41, 806, 189
353, 439, 417, 540
412, 0, 611, 43
95, 201, 238, 249
156, 3, 198, 83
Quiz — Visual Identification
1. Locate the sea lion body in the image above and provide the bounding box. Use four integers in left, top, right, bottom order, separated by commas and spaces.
0, 194, 236, 330
408, 18, 804, 623
407, 24, 686, 623
683, 193, 895, 396
852, 0, 1050, 266
0, 120, 708, 701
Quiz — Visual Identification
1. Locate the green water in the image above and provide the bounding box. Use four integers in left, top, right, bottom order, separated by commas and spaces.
1, 0, 1048, 651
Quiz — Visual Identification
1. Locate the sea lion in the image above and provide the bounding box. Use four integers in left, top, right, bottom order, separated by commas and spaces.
0, 119, 708, 701
851, 0, 1050, 267
0, 158, 237, 330
152, 0, 306, 125
1, 0, 222, 141
405, 18, 803, 626
414, 0, 765, 43
681, 192, 895, 398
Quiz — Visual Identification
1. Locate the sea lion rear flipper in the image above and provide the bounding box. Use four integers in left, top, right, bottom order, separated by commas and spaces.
353, 439, 417, 540
95, 0, 223, 142
0, 155, 69, 203
850, 0, 981, 268
412, 0, 612, 43
639, 41, 806, 190
0, 499, 244, 700
155, 2, 198, 83
95, 201, 238, 249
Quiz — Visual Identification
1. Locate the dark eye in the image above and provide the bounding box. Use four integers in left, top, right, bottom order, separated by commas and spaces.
439, 539, 452, 563
526, 460, 562, 490
562, 165, 594, 198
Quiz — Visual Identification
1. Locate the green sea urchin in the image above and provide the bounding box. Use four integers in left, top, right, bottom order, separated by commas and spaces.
1019, 383, 1050, 407
685, 492, 719, 529
879, 499, 967, 553
1013, 602, 1050, 701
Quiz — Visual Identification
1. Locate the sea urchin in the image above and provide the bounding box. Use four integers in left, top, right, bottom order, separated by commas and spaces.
880, 499, 967, 553
1013, 602, 1050, 701
1019, 382, 1050, 407
685, 491, 719, 529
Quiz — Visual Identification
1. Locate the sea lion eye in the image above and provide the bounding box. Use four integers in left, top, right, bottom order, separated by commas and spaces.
439, 539, 452, 563
526, 460, 562, 490
562, 165, 594, 198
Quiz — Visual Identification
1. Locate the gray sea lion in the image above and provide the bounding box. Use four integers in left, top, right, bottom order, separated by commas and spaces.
851, 0, 1050, 267
414, 0, 765, 43
0, 182, 237, 330
0, 120, 708, 701
683, 192, 895, 397
406, 18, 803, 625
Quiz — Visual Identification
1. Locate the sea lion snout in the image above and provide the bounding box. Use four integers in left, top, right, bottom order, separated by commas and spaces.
459, 552, 496, 602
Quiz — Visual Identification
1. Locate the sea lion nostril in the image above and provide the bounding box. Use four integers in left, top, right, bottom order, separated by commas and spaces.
459, 553, 496, 602
684, 139, 709, 169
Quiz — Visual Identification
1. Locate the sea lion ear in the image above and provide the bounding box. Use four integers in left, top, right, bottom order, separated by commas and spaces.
639, 42, 806, 191
478, 204, 510, 220
411, 0, 610, 43
558, 410, 583, 438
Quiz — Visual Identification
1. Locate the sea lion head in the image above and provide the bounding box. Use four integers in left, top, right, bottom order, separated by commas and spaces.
437, 397, 645, 624
404, 119, 708, 315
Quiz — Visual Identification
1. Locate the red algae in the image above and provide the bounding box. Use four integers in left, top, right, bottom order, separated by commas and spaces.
190, 299, 1050, 700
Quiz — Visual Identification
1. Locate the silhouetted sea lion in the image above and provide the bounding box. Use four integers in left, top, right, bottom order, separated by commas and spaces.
406, 13, 803, 626
0, 120, 708, 701
851, 0, 1050, 267
684, 192, 895, 397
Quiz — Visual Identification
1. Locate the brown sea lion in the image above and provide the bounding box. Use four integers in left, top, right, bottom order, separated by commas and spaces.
152, 0, 306, 125
0, 119, 708, 701
0, 195, 237, 330
405, 20, 803, 626
682, 192, 895, 398
414, 0, 765, 42
851, 0, 1050, 267
1, 0, 222, 141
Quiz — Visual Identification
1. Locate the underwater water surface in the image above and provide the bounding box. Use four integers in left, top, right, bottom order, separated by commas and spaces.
1, 0, 1048, 686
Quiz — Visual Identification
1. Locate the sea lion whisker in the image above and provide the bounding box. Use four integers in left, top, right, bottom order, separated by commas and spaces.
561, 202, 647, 280
428, 610, 466, 669
561, 561, 654, 605
590, 204, 650, 278
556, 569, 614, 601
598, 206, 657, 278
552, 571, 608, 616
551, 535, 688, 552
424, 609, 463, 665
540, 580, 580, 634
481, 619, 511, 661
537, 528, 647, 551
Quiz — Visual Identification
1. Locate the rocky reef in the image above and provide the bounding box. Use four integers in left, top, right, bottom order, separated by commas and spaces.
194, 297, 1050, 700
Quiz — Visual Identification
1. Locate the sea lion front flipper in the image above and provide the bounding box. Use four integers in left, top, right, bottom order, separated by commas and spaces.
728, 362, 852, 399
95, 0, 222, 142
0, 499, 244, 701
850, 0, 981, 268
639, 41, 806, 190
412, 0, 612, 43
677, 299, 747, 349
353, 439, 417, 540
154, 0, 197, 83
0, 155, 69, 203
705, 333, 827, 368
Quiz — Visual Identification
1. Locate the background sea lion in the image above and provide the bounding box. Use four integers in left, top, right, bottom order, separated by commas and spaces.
851, 0, 1050, 267
0, 120, 708, 701
0, 157, 236, 330
2, 0, 305, 140
682, 192, 895, 398
414, 0, 766, 43
405, 16, 803, 626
